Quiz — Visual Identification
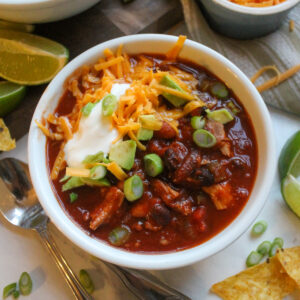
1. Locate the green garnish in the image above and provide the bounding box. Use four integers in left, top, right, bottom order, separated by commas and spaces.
251, 220, 268, 236
90, 165, 107, 180
82, 151, 104, 164
257, 241, 272, 256
211, 82, 229, 99
3, 283, 17, 299
82, 102, 95, 116
12, 290, 19, 299
19, 272, 32, 296
124, 175, 143, 201
62, 177, 84, 192
108, 226, 130, 246
193, 129, 216, 148
191, 116, 205, 130
69, 192, 78, 203
79, 269, 94, 294
206, 108, 234, 124
144, 153, 163, 177
102, 93, 118, 116
269, 237, 284, 257
246, 251, 263, 267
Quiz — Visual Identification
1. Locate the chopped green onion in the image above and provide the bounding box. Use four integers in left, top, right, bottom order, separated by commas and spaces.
82, 102, 95, 116
251, 220, 268, 236
206, 108, 234, 124
90, 165, 107, 180
102, 93, 118, 116
273, 237, 284, 248
69, 192, 78, 203
82, 151, 104, 164
191, 116, 205, 129
108, 226, 130, 246
257, 241, 272, 256
211, 82, 229, 99
144, 153, 164, 177
79, 269, 94, 294
62, 177, 84, 192
227, 101, 240, 115
124, 175, 143, 201
13, 290, 20, 299
193, 129, 216, 148
19, 272, 32, 296
3, 283, 17, 299
246, 251, 263, 267
269, 237, 284, 257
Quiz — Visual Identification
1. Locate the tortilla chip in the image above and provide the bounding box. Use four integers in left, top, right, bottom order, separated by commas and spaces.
211, 257, 296, 300
0, 118, 15, 151
277, 247, 300, 287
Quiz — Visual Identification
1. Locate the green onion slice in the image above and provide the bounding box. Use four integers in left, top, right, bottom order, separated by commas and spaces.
246, 251, 263, 267
144, 154, 164, 177
108, 226, 130, 246
82, 102, 95, 117
124, 175, 144, 201
251, 220, 268, 236
69, 192, 78, 203
257, 241, 272, 256
211, 82, 229, 99
90, 165, 107, 180
3, 283, 17, 299
12, 290, 20, 299
191, 116, 205, 129
193, 129, 216, 148
79, 269, 94, 294
273, 237, 284, 248
19, 272, 32, 296
102, 94, 118, 116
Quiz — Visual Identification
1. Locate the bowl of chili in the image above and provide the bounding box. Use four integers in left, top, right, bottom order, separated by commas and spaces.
28, 34, 276, 270
198, 0, 299, 39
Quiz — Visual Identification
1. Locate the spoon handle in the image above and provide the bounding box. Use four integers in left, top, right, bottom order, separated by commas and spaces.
37, 227, 93, 300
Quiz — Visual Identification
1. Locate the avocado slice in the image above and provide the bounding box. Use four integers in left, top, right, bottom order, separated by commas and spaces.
109, 140, 137, 170
160, 75, 187, 107
137, 128, 153, 141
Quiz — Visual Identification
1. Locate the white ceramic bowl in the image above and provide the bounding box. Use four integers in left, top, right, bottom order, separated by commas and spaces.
0, 0, 100, 24
28, 34, 276, 270
199, 0, 299, 39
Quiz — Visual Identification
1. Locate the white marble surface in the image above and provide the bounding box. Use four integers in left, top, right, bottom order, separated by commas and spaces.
0, 106, 299, 300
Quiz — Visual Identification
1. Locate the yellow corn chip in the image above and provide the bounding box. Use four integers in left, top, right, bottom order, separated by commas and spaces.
211, 256, 296, 300
277, 247, 300, 287
0, 118, 15, 151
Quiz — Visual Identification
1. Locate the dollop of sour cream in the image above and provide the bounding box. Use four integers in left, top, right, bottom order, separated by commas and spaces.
64, 83, 130, 168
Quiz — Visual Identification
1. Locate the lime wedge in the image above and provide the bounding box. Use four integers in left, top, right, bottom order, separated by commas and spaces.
0, 20, 34, 33
281, 175, 300, 218
278, 131, 300, 180
0, 81, 26, 117
0, 29, 69, 85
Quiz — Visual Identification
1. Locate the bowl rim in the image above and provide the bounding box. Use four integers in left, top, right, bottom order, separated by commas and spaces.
28, 33, 276, 270
211, 0, 299, 15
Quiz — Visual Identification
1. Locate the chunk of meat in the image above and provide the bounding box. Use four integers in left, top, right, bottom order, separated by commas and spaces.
89, 187, 124, 230
154, 121, 177, 139
202, 181, 234, 210
163, 141, 188, 171
147, 139, 169, 157
191, 206, 207, 232
130, 193, 159, 218
152, 180, 193, 215
205, 120, 232, 157
184, 166, 215, 187
207, 160, 231, 183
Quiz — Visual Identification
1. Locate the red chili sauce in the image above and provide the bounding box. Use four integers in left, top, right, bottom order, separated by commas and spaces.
47, 54, 258, 253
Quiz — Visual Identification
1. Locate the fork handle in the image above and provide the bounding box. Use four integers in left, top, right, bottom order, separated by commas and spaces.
38, 227, 93, 300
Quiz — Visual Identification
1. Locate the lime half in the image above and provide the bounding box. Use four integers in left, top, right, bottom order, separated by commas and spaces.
0, 81, 26, 117
281, 175, 300, 218
0, 29, 68, 85
278, 130, 300, 180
